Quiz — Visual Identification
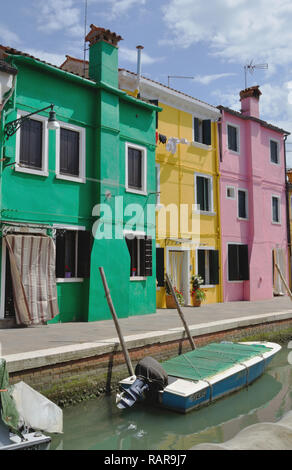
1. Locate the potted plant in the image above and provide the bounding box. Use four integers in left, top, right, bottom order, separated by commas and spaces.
190, 275, 206, 307
165, 279, 185, 308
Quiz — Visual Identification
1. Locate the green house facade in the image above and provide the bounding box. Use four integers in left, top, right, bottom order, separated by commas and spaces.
0, 26, 158, 326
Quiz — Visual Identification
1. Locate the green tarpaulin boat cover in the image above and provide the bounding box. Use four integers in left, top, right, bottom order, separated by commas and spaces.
0, 359, 19, 433
162, 342, 272, 382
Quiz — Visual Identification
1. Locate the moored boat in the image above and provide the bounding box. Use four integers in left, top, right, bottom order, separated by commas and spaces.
117, 341, 281, 414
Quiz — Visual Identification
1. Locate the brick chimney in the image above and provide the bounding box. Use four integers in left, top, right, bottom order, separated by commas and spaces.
240, 85, 262, 119
85, 25, 123, 87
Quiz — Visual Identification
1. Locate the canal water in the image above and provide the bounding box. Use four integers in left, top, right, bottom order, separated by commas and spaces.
50, 343, 292, 450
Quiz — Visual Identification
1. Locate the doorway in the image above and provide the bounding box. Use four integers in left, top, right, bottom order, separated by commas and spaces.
0, 243, 15, 320
166, 248, 190, 306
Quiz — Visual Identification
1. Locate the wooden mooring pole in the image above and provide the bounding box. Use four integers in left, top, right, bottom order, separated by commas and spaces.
99, 267, 134, 376
165, 273, 196, 350
275, 263, 292, 302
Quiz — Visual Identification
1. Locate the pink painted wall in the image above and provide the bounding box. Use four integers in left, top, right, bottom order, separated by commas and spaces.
219, 95, 288, 302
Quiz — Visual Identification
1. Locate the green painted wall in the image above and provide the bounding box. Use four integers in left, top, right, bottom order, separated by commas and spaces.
0, 40, 158, 324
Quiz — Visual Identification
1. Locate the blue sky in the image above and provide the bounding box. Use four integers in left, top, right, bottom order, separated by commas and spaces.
2, 0, 292, 163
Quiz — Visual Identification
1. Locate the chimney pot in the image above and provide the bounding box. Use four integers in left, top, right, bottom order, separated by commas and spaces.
85, 24, 123, 47
240, 85, 262, 119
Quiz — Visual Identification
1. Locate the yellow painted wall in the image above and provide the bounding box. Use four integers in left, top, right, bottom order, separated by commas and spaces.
155, 102, 222, 307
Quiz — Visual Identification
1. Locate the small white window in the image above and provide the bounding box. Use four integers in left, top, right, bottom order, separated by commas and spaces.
193, 117, 211, 146
194, 173, 214, 213
125, 143, 147, 195
272, 195, 281, 224
227, 123, 240, 154
226, 186, 235, 199
270, 139, 280, 164
56, 122, 86, 183
238, 189, 248, 219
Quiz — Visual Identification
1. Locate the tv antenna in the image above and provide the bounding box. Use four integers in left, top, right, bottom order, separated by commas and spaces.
83, 0, 88, 76
167, 75, 195, 87
244, 61, 268, 89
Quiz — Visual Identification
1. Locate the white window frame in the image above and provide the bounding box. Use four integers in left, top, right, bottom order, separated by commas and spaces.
226, 185, 236, 200
124, 229, 147, 281
271, 195, 281, 225
196, 246, 216, 288
125, 142, 147, 195
55, 122, 86, 184
15, 110, 49, 177
226, 122, 240, 155
194, 172, 215, 215
237, 188, 248, 220
270, 138, 280, 165
54, 224, 86, 283
192, 115, 212, 149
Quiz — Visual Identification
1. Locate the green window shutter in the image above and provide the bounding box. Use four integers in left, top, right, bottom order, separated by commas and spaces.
239, 244, 249, 280
55, 231, 66, 278
77, 231, 92, 278
194, 117, 200, 142
209, 250, 219, 285
197, 250, 206, 284
156, 247, 164, 287
196, 176, 210, 212
202, 120, 211, 145
228, 244, 239, 281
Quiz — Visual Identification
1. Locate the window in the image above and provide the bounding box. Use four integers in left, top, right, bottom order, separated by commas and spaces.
125, 233, 152, 279
15, 111, 48, 176
56, 123, 85, 183
55, 228, 91, 280
238, 189, 248, 219
270, 140, 279, 164
195, 174, 213, 213
226, 186, 235, 199
228, 244, 249, 281
60, 128, 80, 176
272, 196, 280, 223
193, 118, 211, 146
197, 249, 219, 285
227, 124, 239, 153
126, 143, 147, 194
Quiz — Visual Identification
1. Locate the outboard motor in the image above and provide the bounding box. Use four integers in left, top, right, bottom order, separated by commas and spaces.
116, 357, 168, 409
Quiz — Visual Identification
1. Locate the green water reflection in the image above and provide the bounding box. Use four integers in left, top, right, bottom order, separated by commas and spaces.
50, 344, 292, 450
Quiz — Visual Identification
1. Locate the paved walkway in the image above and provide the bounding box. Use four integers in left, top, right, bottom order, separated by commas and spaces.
1, 296, 292, 356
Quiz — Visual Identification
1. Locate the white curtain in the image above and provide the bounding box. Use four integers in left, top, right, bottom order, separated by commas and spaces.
4, 234, 59, 326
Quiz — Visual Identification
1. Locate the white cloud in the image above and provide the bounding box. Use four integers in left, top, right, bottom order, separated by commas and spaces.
193, 73, 237, 85
36, 0, 83, 37
0, 24, 20, 46
90, 0, 147, 18
24, 48, 66, 67
161, 0, 292, 66
120, 46, 163, 66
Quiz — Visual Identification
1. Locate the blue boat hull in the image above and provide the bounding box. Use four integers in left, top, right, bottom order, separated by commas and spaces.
159, 354, 275, 414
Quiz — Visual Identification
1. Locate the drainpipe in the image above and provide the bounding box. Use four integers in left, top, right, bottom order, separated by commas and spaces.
215, 117, 223, 303
284, 133, 292, 288
136, 45, 144, 98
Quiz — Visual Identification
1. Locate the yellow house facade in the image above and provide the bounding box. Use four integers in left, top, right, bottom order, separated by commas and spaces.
119, 70, 222, 306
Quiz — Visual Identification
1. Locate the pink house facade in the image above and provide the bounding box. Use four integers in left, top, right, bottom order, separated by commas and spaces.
218, 86, 290, 302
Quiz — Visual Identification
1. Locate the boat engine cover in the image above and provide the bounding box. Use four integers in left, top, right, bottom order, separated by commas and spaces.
135, 357, 168, 390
